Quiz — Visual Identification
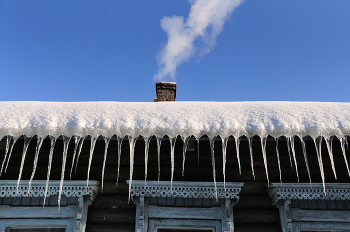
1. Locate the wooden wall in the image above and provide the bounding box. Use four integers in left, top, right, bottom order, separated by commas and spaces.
0, 135, 349, 232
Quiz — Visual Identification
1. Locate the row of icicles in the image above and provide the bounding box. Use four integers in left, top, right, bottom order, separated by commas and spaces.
0, 134, 349, 208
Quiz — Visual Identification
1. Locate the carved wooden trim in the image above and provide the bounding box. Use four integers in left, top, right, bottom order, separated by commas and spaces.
128, 181, 244, 200
268, 183, 350, 206
0, 180, 99, 202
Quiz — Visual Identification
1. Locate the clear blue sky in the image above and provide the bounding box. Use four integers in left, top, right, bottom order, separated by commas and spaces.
0, 0, 349, 102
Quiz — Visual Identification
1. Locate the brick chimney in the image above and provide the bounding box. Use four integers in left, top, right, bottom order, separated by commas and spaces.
154, 82, 176, 102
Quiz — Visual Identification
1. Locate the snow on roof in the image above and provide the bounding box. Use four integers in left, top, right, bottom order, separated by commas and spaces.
0, 101, 350, 139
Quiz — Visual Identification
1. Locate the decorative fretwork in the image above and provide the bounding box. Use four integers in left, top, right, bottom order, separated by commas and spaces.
128, 181, 244, 200
0, 180, 99, 201
268, 183, 350, 206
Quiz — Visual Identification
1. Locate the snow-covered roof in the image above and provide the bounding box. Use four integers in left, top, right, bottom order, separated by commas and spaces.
0, 101, 350, 139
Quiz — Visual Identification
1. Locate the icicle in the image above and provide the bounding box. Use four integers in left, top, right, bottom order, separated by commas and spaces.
58, 136, 71, 210
144, 136, 152, 186
0, 135, 11, 176
170, 137, 177, 190
234, 136, 242, 175
286, 137, 294, 170
248, 137, 255, 179
43, 136, 57, 206
260, 136, 269, 186
275, 137, 282, 183
116, 136, 123, 187
3, 135, 21, 174
325, 136, 337, 180
69, 136, 80, 180
222, 137, 228, 189
313, 136, 326, 195
128, 136, 137, 202
28, 136, 44, 194
74, 135, 88, 174
16, 136, 33, 195
197, 137, 200, 165
209, 137, 218, 199
346, 136, 349, 151
86, 136, 98, 190
181, 136, 190, 177
101, 136, 111, 192
340, 137, 350, 177
300, 137, 312, 187
156, 137, 162, 182
289, 136, 299, 182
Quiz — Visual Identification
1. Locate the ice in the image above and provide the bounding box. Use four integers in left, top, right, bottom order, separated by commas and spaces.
340, 137, 350, 177
75, 135, 88, 174
86, 136, 98, 189
196, 137, 200, 165
156, 137, 162, 182
0, 135, 11, 176
313, 136, 326, 194
286, 137, 294, 170
16, 136, 32, 195
222, 137, 228, 189
101, 136, 111, 191
275, 138, 282, 183
144, 136, 152, 185
181, 136, 190, 177
325, 136, 337, 180
210, 137, 218, 199
28, 136, 44, 194
301, 137, 312, 186
248, 137, 255, 179
116, 136, 123, 186
69, 136, 80, 180
58, 136, 71, 210
289, 136, 300, 182
43, 136, 56, 206
260, 136, 269, 186
170, 137, 176, 189
234, 136, 241, 175
3, 135, 20, 174
128, 136, 137, 202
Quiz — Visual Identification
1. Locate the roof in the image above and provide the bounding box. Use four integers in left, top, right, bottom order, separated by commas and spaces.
0, 101, 349, 139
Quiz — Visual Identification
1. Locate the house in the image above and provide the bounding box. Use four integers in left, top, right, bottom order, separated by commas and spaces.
0, 83, 349, 232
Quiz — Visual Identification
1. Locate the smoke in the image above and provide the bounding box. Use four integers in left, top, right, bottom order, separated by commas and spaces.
154, 0, 243, 81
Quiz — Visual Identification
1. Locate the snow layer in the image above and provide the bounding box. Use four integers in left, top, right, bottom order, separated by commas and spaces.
0, 101, 350, 139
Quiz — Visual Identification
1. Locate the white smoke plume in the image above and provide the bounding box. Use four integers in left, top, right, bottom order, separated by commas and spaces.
154, 0, 243, 81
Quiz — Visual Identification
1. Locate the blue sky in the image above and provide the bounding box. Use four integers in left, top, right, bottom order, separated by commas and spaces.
0, 0, 349, 102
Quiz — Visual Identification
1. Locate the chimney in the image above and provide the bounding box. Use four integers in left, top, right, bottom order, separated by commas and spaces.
154, 82, 176, 102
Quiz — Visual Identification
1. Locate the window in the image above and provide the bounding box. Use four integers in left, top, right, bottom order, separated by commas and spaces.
0, 180, 99, 232
268, 183, 350, 232
128, 181, 244, 232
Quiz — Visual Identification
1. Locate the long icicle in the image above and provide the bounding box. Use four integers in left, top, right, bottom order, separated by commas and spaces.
340, 137, 350, 177
325, 136, 337, 180
290, 136, 300, 182
157, 137, 162, 182
116, 136, 123, 187
222, 137, 228, 189
144, 136, 152, 186
210, 137, 218, 199
0, 135, 11, 176
301, 137, 312, 186
28, 136, 45, 195
43, 136, 56, 206
101, 136, 111, 192
58, 136, 71, 210
86, 136, 98, 190
197, 137, 200, 165
260, 136, 270, 186
234, 136, 241, 175
313, 136, 326, 195
275, 137, 282, 183
248, 136, 255, 180
181, 136, 190, 177
69, 136, 81, 180
286, 137, 294, 170
128, 136, 137, 202
346, 136, 349, 151
74, 135, 88, 174
16, 136, 33, 195
4, 135, 21, 174
170, 137, 177, 190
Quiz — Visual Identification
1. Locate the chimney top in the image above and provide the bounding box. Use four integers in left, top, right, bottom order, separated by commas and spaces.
154, 82, 176, 102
